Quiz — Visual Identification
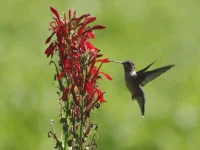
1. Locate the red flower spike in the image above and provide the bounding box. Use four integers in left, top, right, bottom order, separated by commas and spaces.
45, 7, 112, 132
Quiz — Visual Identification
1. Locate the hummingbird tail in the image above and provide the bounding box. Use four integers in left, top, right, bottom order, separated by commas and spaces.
141, 108, 145, 117
135, 95, 145, 117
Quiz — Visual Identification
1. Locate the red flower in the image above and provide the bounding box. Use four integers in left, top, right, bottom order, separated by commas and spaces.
61, 86, 70, 101
85, 41, 99, 53
96, 58, 110, 63
45, 42, 56, 58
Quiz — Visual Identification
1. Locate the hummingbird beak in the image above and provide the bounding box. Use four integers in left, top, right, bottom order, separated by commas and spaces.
110, 60, 122, 64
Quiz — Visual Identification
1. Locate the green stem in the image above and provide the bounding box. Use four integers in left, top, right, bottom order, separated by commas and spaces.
64, 99, 69, 150
80, 100, 84, 150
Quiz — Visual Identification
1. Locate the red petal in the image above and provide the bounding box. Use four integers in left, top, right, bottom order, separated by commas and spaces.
96, 54, 103, 58
64, 13, 67, 24
60, 87, 69, 101
49, 21, 56, 30
91, 68, 98, 75
57, 71, 66, 80
87, 31, 95, 39
96, 89, 106, 102
78, 14, 90, 21
71, 85, 78, 104
77, 25, 86, 36
84, 17, 96, 24
99, 95, 106, 103
69, 8, 73, 20
100, 72, 112, 80
64, 59, 71, 69
90, 25, 106, 30
45, 43, 55, 57
45, 32, 55, 44
74, 11, 76, 18
96, 58, 110, 63
56, 26, 62, 34
85, 41, 98, 51
50, 7, 60, 20
87, 88, 97, 105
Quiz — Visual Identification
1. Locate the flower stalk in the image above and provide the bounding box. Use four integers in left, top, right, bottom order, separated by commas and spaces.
45, 7, 112, 150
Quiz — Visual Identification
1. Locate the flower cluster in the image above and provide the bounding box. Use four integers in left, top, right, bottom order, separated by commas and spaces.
45, 7, 111, 149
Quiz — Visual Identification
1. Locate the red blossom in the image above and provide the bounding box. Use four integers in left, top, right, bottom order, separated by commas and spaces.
77, 13, 91, 22
96, 88, 106, 102
77, 25, 86, 36
87, 31, 95, 39
84, 17, 96, 25
69, 8, 73, 21
99, 72, 112, 80
90, 25, 106, 30
45, 32, 55, 44
57, 71, 66, 80
96, 58, 110, 63
45, 42, 56, 57
50, 7, 61, 24
85, 41, 99, 52
61, 86, 70, 101
50, 7, 60, 19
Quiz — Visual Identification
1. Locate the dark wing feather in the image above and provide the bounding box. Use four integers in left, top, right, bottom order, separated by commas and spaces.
137, 61, 157, 75
137, 65, 175, 86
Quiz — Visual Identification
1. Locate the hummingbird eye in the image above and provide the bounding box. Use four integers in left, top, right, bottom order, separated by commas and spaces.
127, 62, 132, 66
124, 62, 131, 68
122, 61, 134, 69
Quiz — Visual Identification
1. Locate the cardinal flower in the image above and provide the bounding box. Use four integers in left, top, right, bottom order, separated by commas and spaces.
45, 7, 111, 150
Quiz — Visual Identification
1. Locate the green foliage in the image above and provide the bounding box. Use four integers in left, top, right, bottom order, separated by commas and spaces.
0, 0, 200, 150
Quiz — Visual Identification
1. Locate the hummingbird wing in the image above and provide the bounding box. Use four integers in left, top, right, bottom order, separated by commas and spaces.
136, 61, 156, 74
137, 65, 175, 86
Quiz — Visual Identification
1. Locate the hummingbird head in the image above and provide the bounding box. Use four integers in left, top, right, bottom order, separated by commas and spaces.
110, 60, 135, 72
122, 60, 135, 72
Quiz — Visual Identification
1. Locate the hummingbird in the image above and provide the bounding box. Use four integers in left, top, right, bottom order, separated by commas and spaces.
111, 60, 174, 117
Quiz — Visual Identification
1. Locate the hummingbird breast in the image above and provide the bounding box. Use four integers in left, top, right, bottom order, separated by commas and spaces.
124, 71, 139, 95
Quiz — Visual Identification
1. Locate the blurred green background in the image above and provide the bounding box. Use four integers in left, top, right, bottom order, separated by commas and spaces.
1, 0, 200, 150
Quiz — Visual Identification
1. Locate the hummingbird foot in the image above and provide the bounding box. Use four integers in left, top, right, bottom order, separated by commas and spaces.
132, 95, 135, 100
